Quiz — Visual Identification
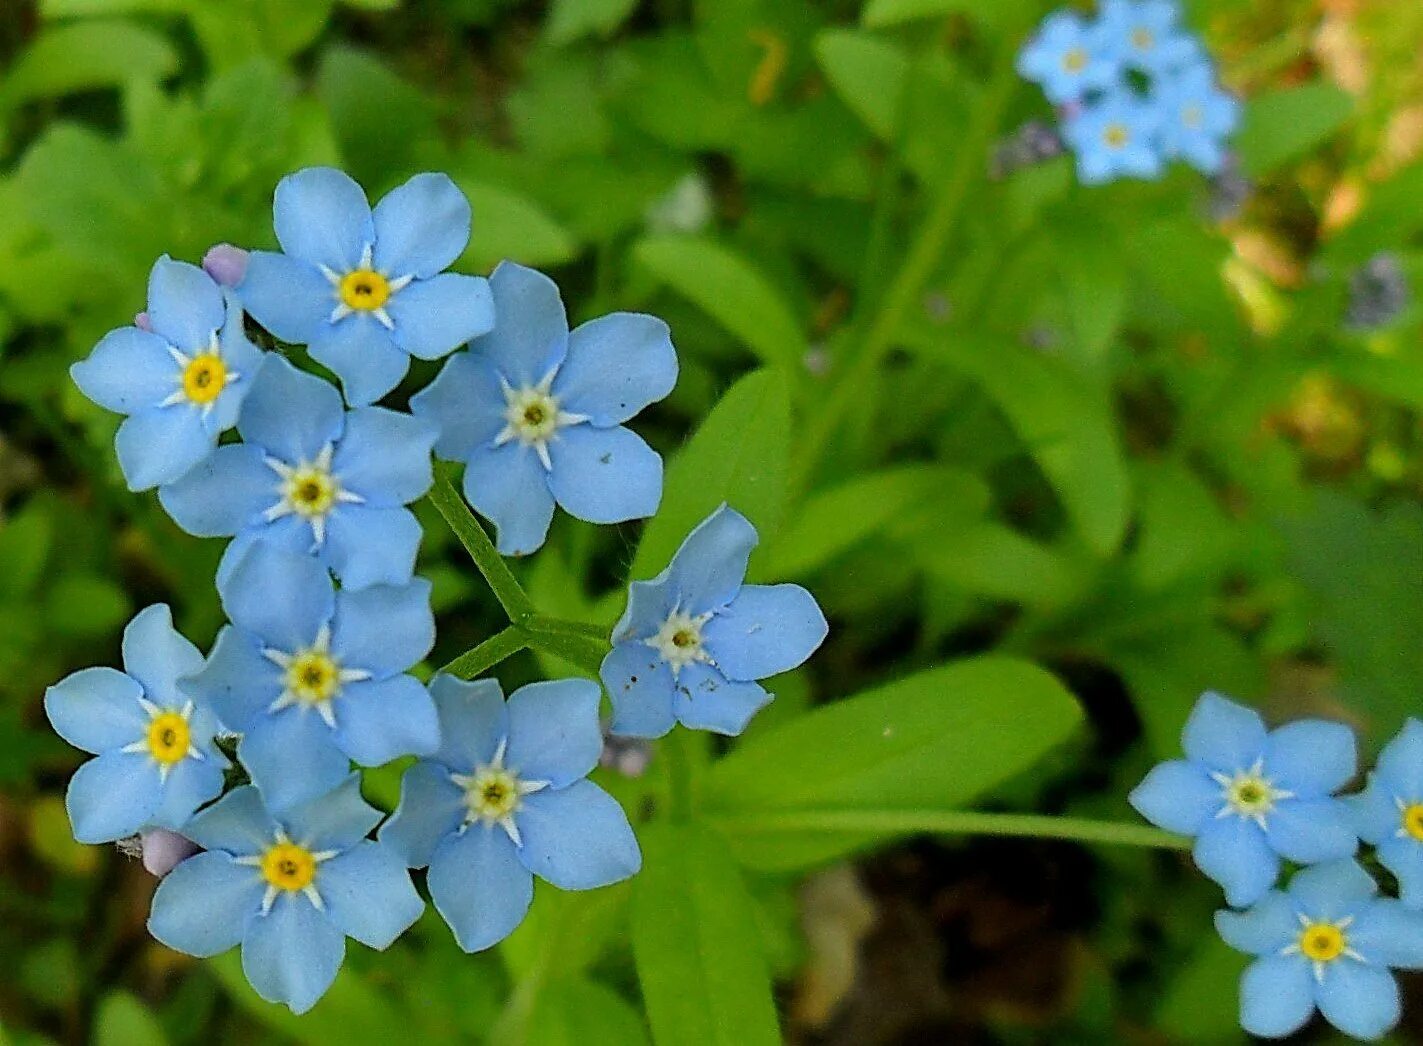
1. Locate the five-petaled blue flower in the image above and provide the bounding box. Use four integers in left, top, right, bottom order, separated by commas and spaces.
239, 167, 494, 406
1153, 61, 1241, 175
71, 256, 263, 490
599, 505, 828, 738
1094, 0, 1198, 75
1130, 692, 1358, 907
1016, 11, 1120, 105
1353, 719, 1423, 909
149, 777, 423, 1014
379, 675, 641, 952
182, 543, 439, 811
1216, 860, 1423, 1040
411, 261, 677, 556
45, 604, 227, 844
1061, 90, 1165, 185
158, 355, 437, 591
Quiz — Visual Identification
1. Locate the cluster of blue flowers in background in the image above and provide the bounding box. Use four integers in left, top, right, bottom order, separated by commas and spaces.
1016, 0, 1240, 185
49, 166, 828, 1013
1132, 693, 1423, 1040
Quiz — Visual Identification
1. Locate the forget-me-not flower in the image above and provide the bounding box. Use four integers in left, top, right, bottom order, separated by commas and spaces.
1153, 61, 1241, 175
158, 355, 437, 591
599, 506, 828, 738
1130, 692, 1358, 907
1061, 90, 1165, 185
411, 261, 677, 555
1016, 11, 1120, 105
1094, 0, 1198, 75
182, 543, 439, 811
1216, 860, 1423, 1040
379, 675, 641, 952
71, 256, 263, 490
149, 777, 423, 1014
1353, 719, 1423, 909
44, 604, 227, 844
239, 168, 494, 406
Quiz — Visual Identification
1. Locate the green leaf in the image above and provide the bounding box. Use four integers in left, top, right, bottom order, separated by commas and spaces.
93, 992, 167, 1046
813, 30, 905, 142
458, 177, 578, 271
527, 977, 649, 1046
626, 369, 791, 585
547, 0, 638, 45
43, 574, 130, 637
0, 20, 179, 107
705, 656, 1083, 870
1237, 82, 1353, 176
631, 823, 780, 1046
633, 236, 806, 369
40, 0, 185, 14
918, 521, 1084, 607
1056, 218, 1126, 365
862, 0, 1028, 27
316, 47, 437, 186
1155, 937, 1249, 1043
340, 0, 399, 9
0, 502, 53, 601
207, 952, 407, 1043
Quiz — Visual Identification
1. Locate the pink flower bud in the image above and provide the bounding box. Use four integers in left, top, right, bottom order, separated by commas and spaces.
134, 312, 153, 332
202, 243, 250, 288
140, 829, 199, 877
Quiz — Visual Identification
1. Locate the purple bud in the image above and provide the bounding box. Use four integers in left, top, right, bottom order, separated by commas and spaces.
202, 243, 250, 288
140, 828, 198, 877
134, 312, 153, 332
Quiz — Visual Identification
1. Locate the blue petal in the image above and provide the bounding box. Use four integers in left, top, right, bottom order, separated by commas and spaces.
1317, 961, 1401, 1041
215, 516, 317, 594
388, 274, 495, 361
1265, 799, 1358, 865
1214, 892, 1298, 955
1350, 899, 1423, 970
671, 662, 771, 736
330, 578, 433, 679
324, 505, 423, 591
408, 351, 507, 461
309, 316, 410, 407
515, 780, 641, 890
703, 583, 828, 682
1287, 860, 1378, 922
428, 824, 532, 952
1264, 720, 1357, 797
475, 262, 569, 386
1193, 816, 1280, 908
181, 785, 279, 856
272, 166, 373, 273
666, 505, 758, 616
122, 604, 204, 704
1181, 692, 1267, 774
429, 675, 507, 773
236, 355, 345, 465
1377, 837, 1423, 909
504, 679, 602, 789
181, 625, 281, 734
1376, 718, 1423, 799
71, 327, 177, 415
378, 761, 466, 868
115, 406, 213, 491
315, 841, 423, 949
1238, 956, 1315, 1039
148, 851, 263, 957
150, 755, 227, 831
601, 643, 676, 739
610, 575, 678, 647
552, 312, 677, 426
1128, 760, 1221, 836
44, 667, 146, 755
332, 675, 440, 767
547, 424, 662, 524
158, 444, 274, 537
331, 407, 436, 505
242, 893, 346, 1015
238, 251, 332, 345
372, 172, 470, 279
462, 442, 555, 556
281, 773, 382, 853
66, 750, 162, 843
240, 711, 351, 812
218, 543, 334, 654
147, 257, 224, 352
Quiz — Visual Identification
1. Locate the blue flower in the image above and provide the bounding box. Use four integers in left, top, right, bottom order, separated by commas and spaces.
1153, 61, 1241, 175
378, 675, 640, 952
1216, 860, 1423, 1040
158, 355, 437, 591
1016, 11, 1120, 105
1352, 719, 1423, 909
181, 543, 439, 811
148, 777, 423, 1014
44, 605, 227, 844
1093, 0, 1199, 75
411, 262, 677, 555
1061, 89, 1165, 184
598, 506, 828, 738
71, 256, 263, 490
239, 168, 495, 406
1130, 692, 1358, 907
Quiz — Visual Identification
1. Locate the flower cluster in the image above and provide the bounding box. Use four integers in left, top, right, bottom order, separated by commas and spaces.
1016, 0, 1240, 185
50, 166, 828, 1013
1132, 693, 1423, 1040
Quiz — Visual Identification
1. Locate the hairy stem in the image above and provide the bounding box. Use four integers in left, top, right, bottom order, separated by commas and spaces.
439, 626, 530, 679
427, 468, 536, 623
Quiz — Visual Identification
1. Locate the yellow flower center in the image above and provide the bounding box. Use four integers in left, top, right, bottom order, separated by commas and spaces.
465, 767, 521, 822
182, 354, 228, 405
1403, 803, 1423, 842
1103, 123, 1129, 148
339, 269, 391, 311
1131, 27, 1154, 51
1182, 104, 1204, 129
1062, 48, 1087, 73
260, 842, 318, 892
285, 467, 338, 518
146, 712, 191, 765
1299, 922, 1346, 963
286, 651, 341, 705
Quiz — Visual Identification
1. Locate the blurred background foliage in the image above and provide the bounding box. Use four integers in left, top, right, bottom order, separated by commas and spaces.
1, 0, 1423, 1042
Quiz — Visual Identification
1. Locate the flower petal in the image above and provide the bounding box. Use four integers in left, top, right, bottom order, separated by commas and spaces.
553, 312, 677, 426
237, 251, 332, 345
122, 603, 205, 705
378, 761, 466, 868
332, 675, 439, 767
387, 274, 495, 361
601, 643, 677, 739
150, 755, 227, 831
1238, 956, 1315, 1040
547, 424, 662, 525
309, 316, 410, 407
181, 625, 281, 735
1351, 780, 1401, 846
1378, 836, 1423, 909
474, 261, 568, 386
273, 166, 373, 273
1265, 720, 1357, 797
703, 583, 828, 682
428, 824, 532, 952
1316, 961, 1400, 1041
181, 785, 279, 856
331, 407, 437, 505
71, 327, 178, 415
515, 780, 641, 890
323, 505, 423, 591
148, 850, 263, 957
158, 443, 275, 537
1214, 892, 1298, 956
1128, 759, 1221, 836
408, 351, 507, 461
666, 504, 758, 616
1350, 899, 1423, 970
242, 893, 346, 1015
239, 711, 351, 813
115, 407, 213, 491
504, 679, 602, 788
671, 662, 771, 736
462, 442, 556, 556
316, 841, 423, 950
1287, 859, 1378, 922
215, 516, 319, 593
281, 773, 383, 853
1193, 816, 1280, 908
1376, 718, 1423, 800
429, 675, 507, 773
1181, 691, 1267, 774
218, 543, 334, 654
147, 257, 225, 351
44, 667, 146, 755
236, 354, 345, 464
1264, 799, 1358, 866
66, 750, 162, 843
330, 578, 433, 678
372, 172, 470, 279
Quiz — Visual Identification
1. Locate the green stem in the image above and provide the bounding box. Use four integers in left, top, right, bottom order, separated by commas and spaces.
709, 809, 1190, 851
427, 468, 536, 623
665, 728, 696, 822
522, 629, 610, 676
439, 626, 530, 679
523, 615, 610, 642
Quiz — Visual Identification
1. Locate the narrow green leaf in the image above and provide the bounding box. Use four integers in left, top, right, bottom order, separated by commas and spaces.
207, 952, 407, 1042
1, 21, 179, 106
93, 992, 167, 1046
527, 977, 650, 1046
918, 521, 1084, 607
813, 30, 905, 141
862, 0, 1029, 27
0, 502, 53, 600
459, 177, 578, 271
1237, 82, 1353, 176
547, 0, 639, 45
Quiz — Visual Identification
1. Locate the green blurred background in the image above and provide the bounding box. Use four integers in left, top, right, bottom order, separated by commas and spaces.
3, 0, 1423, 1042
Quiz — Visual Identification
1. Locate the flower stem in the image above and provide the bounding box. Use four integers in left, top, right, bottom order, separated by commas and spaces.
427, 467, 537, 623
439, 626, 530, 679
665, 728, 697, 822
